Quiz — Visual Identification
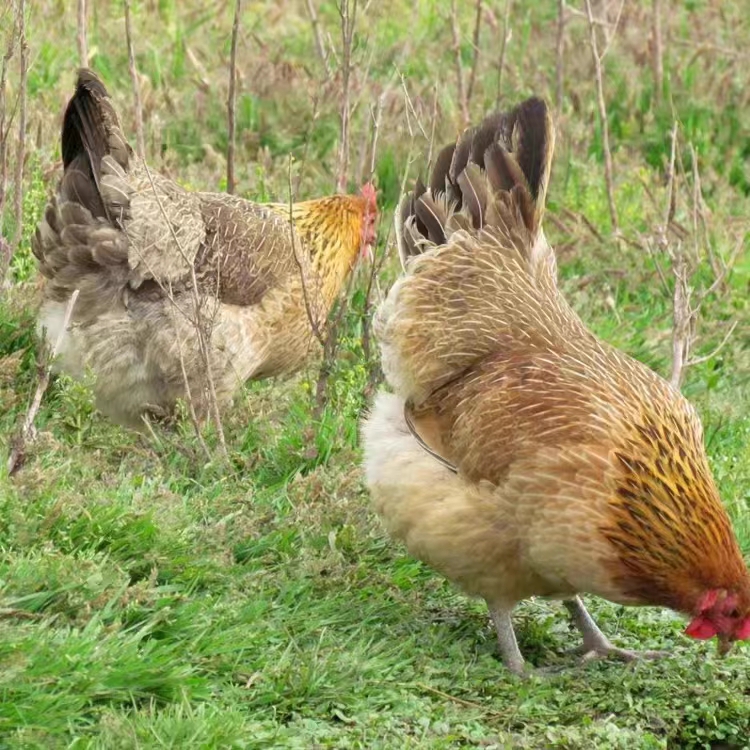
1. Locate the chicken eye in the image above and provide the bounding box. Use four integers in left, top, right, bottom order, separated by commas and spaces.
729, 608, 739, 618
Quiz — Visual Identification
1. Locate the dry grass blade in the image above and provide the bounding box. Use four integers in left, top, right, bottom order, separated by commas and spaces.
7, 289, 79, 475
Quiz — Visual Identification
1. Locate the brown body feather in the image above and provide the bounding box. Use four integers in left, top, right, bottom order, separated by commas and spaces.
362, 98, 750, 672
34, 70, 376, 427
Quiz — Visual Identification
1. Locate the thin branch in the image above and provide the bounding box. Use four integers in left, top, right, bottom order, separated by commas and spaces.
495, 0, 512, 108
651, 0, 663, 107
584, 0, 618, 233
11, 0, 27, 254
141, 163, 228, 457
687, 321, 738, 368
305, 0, 331, 78
465, 0, 483, 111
227, 0, 241, 195
0, 3, 18, 284
77, 0, 88, 68
449, 0, 469, 127
286, 154, 325, 348
336, 0, 358, 193
555, 0, 565, 112
8, 290, 79, 475
123, 0, 146, 159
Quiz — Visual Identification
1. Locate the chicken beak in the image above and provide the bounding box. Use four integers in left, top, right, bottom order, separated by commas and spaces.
717, 634, 734, 657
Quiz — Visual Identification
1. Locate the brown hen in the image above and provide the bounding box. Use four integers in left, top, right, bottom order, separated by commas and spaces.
361, 98, 750, 674
33, 69, 377, 428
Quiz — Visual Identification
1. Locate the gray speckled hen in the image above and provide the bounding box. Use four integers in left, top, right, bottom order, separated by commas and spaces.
33, 69, 377, 428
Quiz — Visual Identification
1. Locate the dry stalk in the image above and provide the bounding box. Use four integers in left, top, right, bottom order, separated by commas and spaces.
660, 123, 737, 389
305, 0, 331, 78
0, 3, 19, 284
449, 0, 469, 127
164, 283, 212, 462
227, 0, 241, 195
584, 0, 618, 233
465, 0, 483, 112
7, 290, 79, 475
286, 154, 324, 347
141, 163, 228, 458
10, 0, 26, 254
555, 0, 565, 112
77, 0, 88, 68
651, 0, 663, 107
336, 0, 358, 193
123, 0, 146, 159
495, 0, 512, 107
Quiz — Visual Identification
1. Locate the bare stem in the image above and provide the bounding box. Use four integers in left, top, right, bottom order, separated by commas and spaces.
450, 0, 468, 127
123, 0, 146, 159
286, 154, 324, 347
652, 0, 663, 107
465, 0, 483, 111
336, 0, 358, 193
495, 0, 512, 108
584, 0, 618, 233
305, 0, 331, 77
11, 0, 27, 254
0, 3, 19, 284
555, 0, 565, 112
7, 290, 79, 475
77, 0, 88, 68
227, 0, 241, 194
141, 163, 228, 457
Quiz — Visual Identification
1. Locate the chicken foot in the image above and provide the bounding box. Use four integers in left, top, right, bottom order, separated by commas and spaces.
489, 607, 527, 675
564, 597, 668, 664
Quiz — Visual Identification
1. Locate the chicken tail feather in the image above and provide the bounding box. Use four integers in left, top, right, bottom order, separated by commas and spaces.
382, 98, 573, 404
33, 69, 136, 324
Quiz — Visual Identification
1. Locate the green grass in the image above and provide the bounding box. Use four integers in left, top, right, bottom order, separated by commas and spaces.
2, 0, 750, 747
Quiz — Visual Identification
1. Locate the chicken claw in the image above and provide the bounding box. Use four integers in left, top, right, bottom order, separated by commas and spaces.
564, 597, 668, 665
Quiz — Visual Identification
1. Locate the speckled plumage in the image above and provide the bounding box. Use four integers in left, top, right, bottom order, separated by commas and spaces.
33, 69, 375, 428
362, 98, 750, 672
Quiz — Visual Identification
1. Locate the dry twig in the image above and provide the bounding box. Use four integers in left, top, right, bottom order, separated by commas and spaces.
584, 0, 618, 233
651, 0, 663, 107
495, 0, 512, 107
555, 0, 565, 112
141, 163, 228, 457
227, 0, 241, 194
77, 0, 88, 68
655, 124, 738, 389
305, 0, 331, 77
7, 290, 79, 475
465, 0, 483, 112
123, 0, 146, 159
0, 3, 19, 284
336, 0, 358, 193
11, 0, 27, 255
449, 0, 469, 127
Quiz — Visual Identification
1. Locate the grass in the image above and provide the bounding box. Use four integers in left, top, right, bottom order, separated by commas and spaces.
1, 0, 750, 747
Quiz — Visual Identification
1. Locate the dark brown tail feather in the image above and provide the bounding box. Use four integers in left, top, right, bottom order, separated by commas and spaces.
32, 71, 135, 318
60, 69, 131, 220
396, 97, 553, 264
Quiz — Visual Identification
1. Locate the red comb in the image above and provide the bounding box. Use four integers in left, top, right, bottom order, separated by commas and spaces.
360, 182, 378, 208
